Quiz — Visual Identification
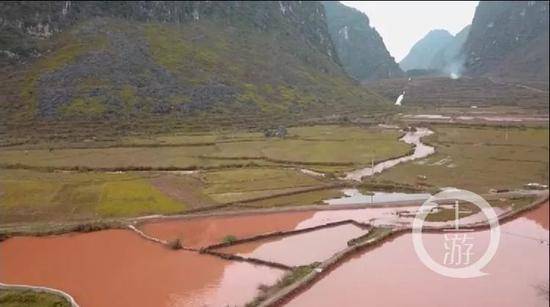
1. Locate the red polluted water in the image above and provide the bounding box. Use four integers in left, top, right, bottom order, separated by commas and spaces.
139, 210, 316, 248
0, 229, 284, 307
218, 224, 366, 266
0, 206, 424, 306
287, 202, 550, 307
139, 206, 419, 249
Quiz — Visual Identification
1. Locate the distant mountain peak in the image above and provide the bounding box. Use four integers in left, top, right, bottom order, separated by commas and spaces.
399, 29, 454, 71
322, 1, 403, 81
427, 29, 453, 36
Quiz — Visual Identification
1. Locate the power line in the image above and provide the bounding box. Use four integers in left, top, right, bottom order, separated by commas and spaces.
501, 230, 549, 245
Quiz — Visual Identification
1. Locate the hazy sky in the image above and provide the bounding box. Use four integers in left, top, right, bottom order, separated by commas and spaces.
341, 1, 478, 62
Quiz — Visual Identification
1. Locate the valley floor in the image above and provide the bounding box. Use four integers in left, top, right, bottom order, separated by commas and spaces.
0, 113, 548, 307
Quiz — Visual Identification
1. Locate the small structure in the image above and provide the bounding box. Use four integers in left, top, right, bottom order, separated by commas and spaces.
264, 126, 287, 138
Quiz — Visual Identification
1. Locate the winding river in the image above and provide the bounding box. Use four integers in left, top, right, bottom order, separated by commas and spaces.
345, 127, 435, 181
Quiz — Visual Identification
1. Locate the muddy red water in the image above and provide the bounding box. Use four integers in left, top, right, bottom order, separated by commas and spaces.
0, 229, 284, 307
287, 202, 550, 307
218, 224, 366, 266
139, 206, 421, 251
523, 201, 549, 230
140, 211, 316, 248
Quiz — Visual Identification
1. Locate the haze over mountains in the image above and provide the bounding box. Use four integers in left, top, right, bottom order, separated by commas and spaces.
398, 26, 471, 77
400, 1, 549, 81
399, 29, 455, 72
429, 25, 470, 76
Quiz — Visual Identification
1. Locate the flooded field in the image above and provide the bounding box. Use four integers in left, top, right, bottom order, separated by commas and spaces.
0, 230, 284, 307
0, 198, 546, 306
139, 211, 315, 248
139, 206, 420, 247
295, 207, 420, 228
324, 188, 430, 205
287, 203, 550, 307
404, 114, 549, 123
217, 224, 366, 266
0, 185, 545, 307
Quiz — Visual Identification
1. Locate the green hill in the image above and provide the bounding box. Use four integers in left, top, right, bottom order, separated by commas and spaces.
0, 1, 390, 140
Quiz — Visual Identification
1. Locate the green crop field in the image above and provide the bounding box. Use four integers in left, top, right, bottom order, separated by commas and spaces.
0, 170, 188, 223
1, 124, 547, 225
377, 126, 549, 193
0, 289, 70, 307
0, 125, 410, 224
0, 125, 409, 174
199, 167, 329, 203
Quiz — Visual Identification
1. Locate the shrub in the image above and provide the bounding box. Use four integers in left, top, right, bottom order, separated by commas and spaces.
168, 238, 183, 250
221, 235, 237, 244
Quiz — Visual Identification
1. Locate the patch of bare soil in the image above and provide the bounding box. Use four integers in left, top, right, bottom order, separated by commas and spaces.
150, 174, 216, 209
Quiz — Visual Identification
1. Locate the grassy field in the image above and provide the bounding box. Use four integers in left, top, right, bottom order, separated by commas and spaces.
243, 189, 343, 208
366, 76, 549, 110
425, 202, 479, 222
199, 168, 328, 203
0, 167, 335, 224
0, 125, 409, 175
0, 289, 70, 307
0, 125, 409, 224
377, 125, 549, 193
425, 196, 536, 222
0, 170, 188, 223
1, 124, 547, 226
212, 126, 410, 167
121, 131, 264, 145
